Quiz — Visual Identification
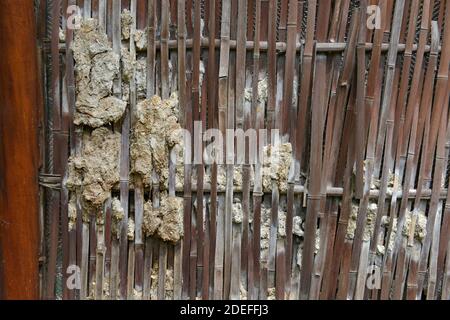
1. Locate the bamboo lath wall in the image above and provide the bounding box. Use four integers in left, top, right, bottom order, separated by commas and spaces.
38, 0, 450, 300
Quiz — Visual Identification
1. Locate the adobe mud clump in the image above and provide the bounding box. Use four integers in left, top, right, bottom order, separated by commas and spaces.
346, 202, 378, 241
130, 95, 183, 188
111, 198, 125, 239
68, 194, 77, 231
66, 127, 121, 215
72, 19, 126, 127
143, 194, 184, 243
262, 143, 293, 192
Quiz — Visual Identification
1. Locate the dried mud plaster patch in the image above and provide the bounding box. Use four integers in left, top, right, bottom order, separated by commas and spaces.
143, 200, 161, 236
232, 199, 243, 224
157, 196, 184, 243
120, 47, 134, 83
296, 230, 320, 269
207, 165, 253, 192
121, 9, 133, 40
149, 262, 175, 300
66, 127, 121, 213
402, 210, 427, 242
143, 196, 184, 243
134, 29, 147, 50
262, 143, 292, 192
244, 77, 268, 103
135, 58, 148, 99
130, 94, 183, 187
346, 202, 377, 241
68, 194, 77, 231
72, 18, 125, 127
111, 198, 124, 239
380, 216, 398, 253
260, 205, 291, 259
293, 216, 304, 237
128, 217, 135, 240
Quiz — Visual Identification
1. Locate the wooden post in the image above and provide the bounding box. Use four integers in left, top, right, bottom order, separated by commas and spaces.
0, 0, 41, 299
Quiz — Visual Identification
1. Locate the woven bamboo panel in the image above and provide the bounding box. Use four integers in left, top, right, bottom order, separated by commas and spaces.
39, 0, 450, 300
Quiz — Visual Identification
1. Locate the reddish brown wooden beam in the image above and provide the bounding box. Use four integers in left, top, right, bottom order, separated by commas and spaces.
0, 0, 41, 300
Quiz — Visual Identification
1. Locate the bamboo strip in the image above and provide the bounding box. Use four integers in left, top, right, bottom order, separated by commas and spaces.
373, 0, 406, 177
300, 43, 325, 300
235, 0, 248, 299
45, 0, 62, 300
206, 0, 218, 300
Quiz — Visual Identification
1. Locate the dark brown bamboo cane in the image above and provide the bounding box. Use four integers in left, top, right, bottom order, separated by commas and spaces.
252, 82, 266, 301
265, 0, 276, 136
248, 0, 263, 300
404, 23, 438, 298
185, 53, 195, 299
177, 0, 191, 300
360, 0, 386, 278
423, 3, 450, 188
207, 0, 218, 300
309, 1, 334, 298
331, 76, 359, 298
409, 20, 439, 245
368, 62, 400, 300
295, 0, 316, 174
392, 68, 425, 297
214, 193, 225, 299
125, 239, 133, 299
414, 4, 450, 298
336, 240, 353, 299
373, 0, 406, 177
437, 134, 450, 298
60, 61, 71, 300
214, 1, 227, 299
185, 1, 201, 295
355, 20, 385, 300
406, 242, 421, 299
322, 13, 359, 298
80, 202, 89, 297
351, 0, 380, 297
281, 0, 298, 138
300, 42, 327, 300
44, 0, 62, 299
271, 0, 288, 298
147, 0, 156, 98
442, 226, 450, 299
36, 0, 47, 300
400, 1, 431, 161
63, 0, 78, 300
109, 0, 129, 300
391, 1, 432, 299
270, 179, 280, 299
353, 0, 367, 201
143, 237, 153, 299
309, 55, 330, 300
325, 3, 357, 183
378, 3, 410, 298
427, 202, 443, 300
191, 0, 204, 300
258, 1, 276, 299
390, 52, 427, 301
417, 87, 450, 298
233, 0, 249, 299
217, 0, 232, 300
279, 0, 298, 299
161, 0, 170, 100
319, 1, 353, 298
